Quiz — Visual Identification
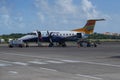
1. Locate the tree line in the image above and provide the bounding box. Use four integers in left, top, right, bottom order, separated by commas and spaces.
88, 33, 120, 39
0, 33, 26, 42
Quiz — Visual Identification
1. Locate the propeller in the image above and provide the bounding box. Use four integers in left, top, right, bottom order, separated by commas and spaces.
47, 31, 53, 46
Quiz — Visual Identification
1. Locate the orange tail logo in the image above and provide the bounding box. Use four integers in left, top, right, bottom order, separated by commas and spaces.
72, 19, 105, 34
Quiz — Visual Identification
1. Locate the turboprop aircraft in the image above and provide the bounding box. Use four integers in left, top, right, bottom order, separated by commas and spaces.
9, 19, 105, 47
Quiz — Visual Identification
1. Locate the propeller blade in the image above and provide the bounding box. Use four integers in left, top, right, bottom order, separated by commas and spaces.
47, 31, 53, 44
47, 30, 50, 36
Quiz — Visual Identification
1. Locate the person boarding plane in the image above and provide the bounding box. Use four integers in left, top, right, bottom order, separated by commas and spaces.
9, 19, 105, 47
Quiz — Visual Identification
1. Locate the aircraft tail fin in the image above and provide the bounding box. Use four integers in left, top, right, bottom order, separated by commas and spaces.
72, 19, 105, 34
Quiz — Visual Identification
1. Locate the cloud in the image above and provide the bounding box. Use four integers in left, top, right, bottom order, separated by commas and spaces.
0, 6, 12, 27
37, 12, 45, 23
0, 6, 9, 14
34, 0, 80, 30
0, 5, 26, 32
34, 0, 109, 31
34, 0, 107, 20
56, 0, 77, 14
81, 0, 99, 19
0, 0, 111, 34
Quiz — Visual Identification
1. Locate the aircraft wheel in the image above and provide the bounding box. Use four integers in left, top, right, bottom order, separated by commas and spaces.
62, 43, 67, 47
49, 43, 54, 47
9, 45, 13, 48
19, 44, 23, 48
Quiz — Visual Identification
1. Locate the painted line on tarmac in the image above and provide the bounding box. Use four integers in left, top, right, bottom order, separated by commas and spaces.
59, 59, 120, 68
0, 63, 12, 67
46, 60, 64, 64
1, 52, 120, 68
76, 74, 103, 80
61, 60, 81, 63
0, 60, 28, 66
40, 67, 103, 80
8, 71, 18, 74
12, 62, 28, 66
40, 67, 58, 72
28, 61, 47, 64
0, 52, 50, 59
78, 60, 120, 68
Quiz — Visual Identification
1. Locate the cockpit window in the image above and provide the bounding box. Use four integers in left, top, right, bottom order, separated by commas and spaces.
28, 33, 37, 35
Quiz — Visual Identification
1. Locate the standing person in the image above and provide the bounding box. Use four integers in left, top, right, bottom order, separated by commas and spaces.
37, 30, 42, 47
77, 39, 82, 48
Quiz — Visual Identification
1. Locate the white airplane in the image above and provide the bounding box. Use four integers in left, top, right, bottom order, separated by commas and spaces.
9, 19, 105, 47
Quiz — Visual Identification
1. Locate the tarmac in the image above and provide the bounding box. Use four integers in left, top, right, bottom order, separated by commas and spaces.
0, 42, 120, 80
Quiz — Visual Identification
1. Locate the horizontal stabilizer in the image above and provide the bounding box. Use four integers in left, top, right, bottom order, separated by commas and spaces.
89, 19, 105, 21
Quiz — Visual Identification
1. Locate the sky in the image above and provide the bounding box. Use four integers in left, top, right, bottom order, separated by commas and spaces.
0, 0, 120, 34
